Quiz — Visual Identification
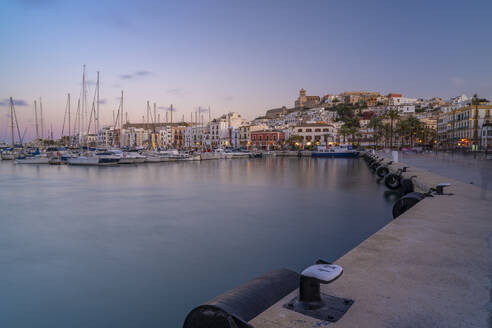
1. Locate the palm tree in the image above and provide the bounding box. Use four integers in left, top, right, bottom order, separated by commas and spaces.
368, 116, 383, 149
405, 116, 420, 148
386, 109, 399, 149
339, 125, 350, 144
396, 119, 409, 148
383, 123, 391, 148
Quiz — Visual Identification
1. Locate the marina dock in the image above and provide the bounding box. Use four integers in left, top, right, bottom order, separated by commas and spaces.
249, 159, 491, 327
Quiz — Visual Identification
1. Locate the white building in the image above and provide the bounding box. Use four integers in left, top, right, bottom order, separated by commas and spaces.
122, 127, 149, 147
292, 123, 339, 145
388, 95, 417, 114
185, 125, 207, 148
208, 112, 245, 147
481, 123, 492, 151
98, 126, 115, 146
159, 126, 173, 148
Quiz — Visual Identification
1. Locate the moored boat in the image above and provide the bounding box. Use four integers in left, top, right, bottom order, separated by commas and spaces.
68, 156, 100, 166
15, 155, 51, 164
311, 146, 359, 158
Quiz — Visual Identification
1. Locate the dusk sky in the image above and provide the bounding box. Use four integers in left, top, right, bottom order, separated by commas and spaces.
1, 0, 491, 141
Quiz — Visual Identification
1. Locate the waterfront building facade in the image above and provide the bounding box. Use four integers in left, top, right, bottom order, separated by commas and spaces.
438, 102, 492, 150
481, 123, 492, 151
238, 124, 268, 148
292, 123, 338, 146
250, 130, 285, 150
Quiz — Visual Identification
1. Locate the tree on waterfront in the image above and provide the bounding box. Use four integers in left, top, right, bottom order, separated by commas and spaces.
406, 116, 422, 148
396, 119, 409, 148
383, 123, 391, 148
368, 116, 384, 149
385, 109, 399, 149
286, 135, 303, 149
338, 125, 350, 144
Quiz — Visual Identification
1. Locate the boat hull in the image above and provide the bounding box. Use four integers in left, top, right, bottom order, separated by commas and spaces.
145, 156, 161, 163
1, 153, 16, 160
68, 157, 100, 165
312, 151, 359, 158
15, 158, 51, 164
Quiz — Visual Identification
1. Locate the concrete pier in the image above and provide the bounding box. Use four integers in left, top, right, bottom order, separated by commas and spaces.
250, 159, 492, 327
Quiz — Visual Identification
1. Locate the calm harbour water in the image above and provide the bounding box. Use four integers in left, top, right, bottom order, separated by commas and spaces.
0, 157, 393, 328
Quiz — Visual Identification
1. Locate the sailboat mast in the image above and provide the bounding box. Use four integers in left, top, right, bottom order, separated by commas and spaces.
96, 71, 100, 135
120, 90, 124, 146
39, 97, 44, 139
11, 98, 22, 146
82, 65, 86, 134
77, 99, 81, 145
154, 103, 157, 123
68, 93, 71, 144
10, 97, 14, 147
34, 100, 39, 139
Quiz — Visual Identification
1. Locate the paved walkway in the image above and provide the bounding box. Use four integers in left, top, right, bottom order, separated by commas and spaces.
250, 159, 492, 328
379, 150, 492, 191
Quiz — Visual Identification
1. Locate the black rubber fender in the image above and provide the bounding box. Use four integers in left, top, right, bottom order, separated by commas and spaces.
183, 269, 299, 328
376, 166, 389, 178
392, 192, 426, 218
400, 178, 414, 195
384, 173, 401, 189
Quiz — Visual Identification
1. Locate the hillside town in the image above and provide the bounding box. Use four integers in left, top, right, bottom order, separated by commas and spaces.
4, 89, 492, 153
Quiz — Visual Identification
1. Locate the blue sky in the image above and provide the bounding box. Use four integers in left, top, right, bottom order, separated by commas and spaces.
1, 0, 491, 140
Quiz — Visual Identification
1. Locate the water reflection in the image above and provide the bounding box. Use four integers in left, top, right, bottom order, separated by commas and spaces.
0, 158, 392, 328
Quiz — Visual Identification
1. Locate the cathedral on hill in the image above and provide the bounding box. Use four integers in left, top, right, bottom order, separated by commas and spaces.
295, 88, 320, 108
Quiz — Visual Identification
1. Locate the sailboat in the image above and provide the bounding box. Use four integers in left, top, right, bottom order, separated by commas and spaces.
2, 97, 23, 160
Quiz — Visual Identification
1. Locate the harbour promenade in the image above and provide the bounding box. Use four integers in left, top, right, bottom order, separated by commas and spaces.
380, 150, 492, 192
250, 155, 492, 327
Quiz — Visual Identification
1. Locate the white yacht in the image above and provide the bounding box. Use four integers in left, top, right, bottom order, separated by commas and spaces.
68, 155, 100, 166
108, 150, 146, 164
157, 149, 180, 161
15, 155, 51, 164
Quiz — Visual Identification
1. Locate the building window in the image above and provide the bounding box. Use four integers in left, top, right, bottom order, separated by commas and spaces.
306, 129, 312, 132
298, 129, 303, 132
323, 128, 329, 132
315, 128, 321, 132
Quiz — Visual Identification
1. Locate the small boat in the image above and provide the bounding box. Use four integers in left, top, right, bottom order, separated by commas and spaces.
95, 152, 122, 165
144, 155, 162, 163
68, 156, 100, 166
311, 146, 359, 158
1, 150, 19, 160
1, 152, 16, 160
108, 150, 145, 164
15, 155, 50, 164
226, 150, 251, 159
156, 149, 180, 161
200, 148, 228, 160
176, 153, 201, 161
